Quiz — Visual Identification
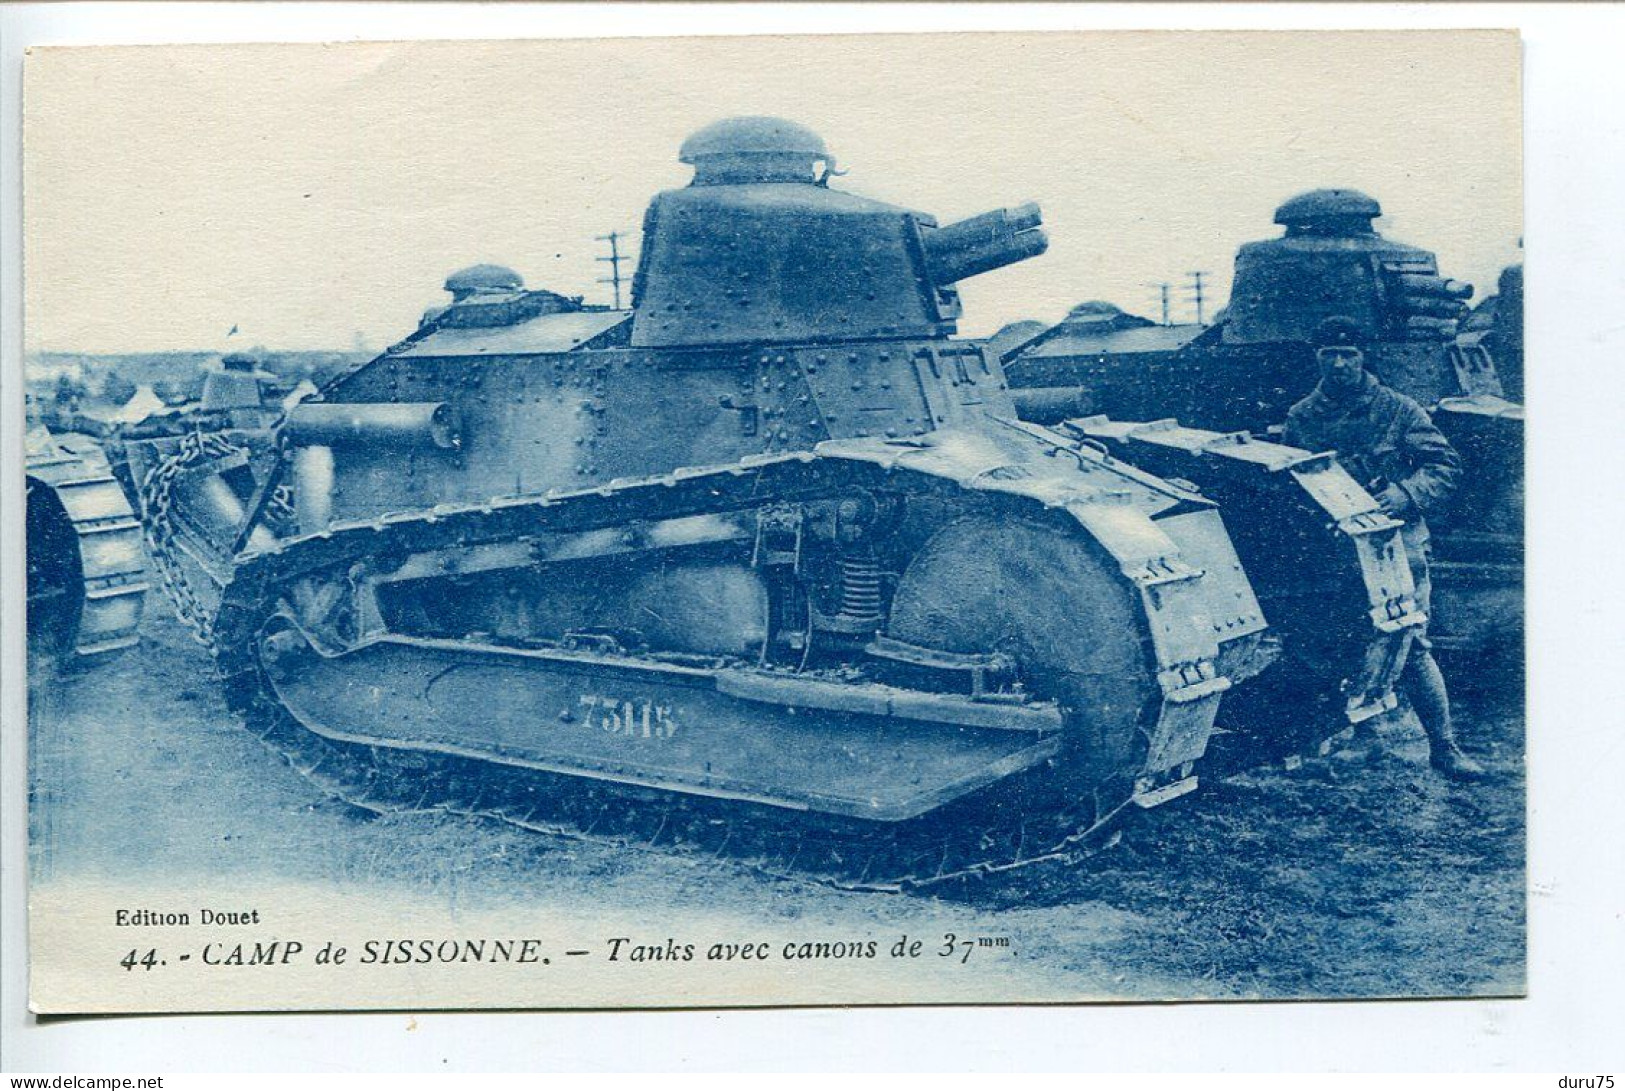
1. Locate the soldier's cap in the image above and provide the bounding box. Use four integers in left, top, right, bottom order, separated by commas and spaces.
1311, 316, 1369, 351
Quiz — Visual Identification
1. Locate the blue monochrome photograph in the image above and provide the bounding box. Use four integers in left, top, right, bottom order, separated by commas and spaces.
19, 32, 1523, 1012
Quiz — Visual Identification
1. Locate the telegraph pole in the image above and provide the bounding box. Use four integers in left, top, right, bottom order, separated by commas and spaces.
1141, 282, 1172, 325
596, 231, 628, 310
1150, 282, 1172, 326
1184, 270, 1210, 327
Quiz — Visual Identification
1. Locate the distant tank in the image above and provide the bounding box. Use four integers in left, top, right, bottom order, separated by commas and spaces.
25, 397, 148, 670
1005, 189, 1523, 660
1493, 261, 1524, 400
105, 351, 290, 645
115, 352, 287, 437
1463, 260, 1523, 401
127, 120, 1428, 888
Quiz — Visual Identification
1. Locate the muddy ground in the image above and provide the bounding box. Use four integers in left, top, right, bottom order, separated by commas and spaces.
29, 605, 1525, 1002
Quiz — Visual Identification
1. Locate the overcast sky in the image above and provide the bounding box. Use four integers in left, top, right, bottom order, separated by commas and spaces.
24, 31, 1520, 354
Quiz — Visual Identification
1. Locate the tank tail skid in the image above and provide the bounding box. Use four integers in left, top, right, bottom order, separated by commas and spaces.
1061, 416, 1425, 746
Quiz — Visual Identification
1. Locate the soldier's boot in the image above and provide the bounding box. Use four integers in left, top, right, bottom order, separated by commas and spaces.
1408, 648, 1486, 782
1425, 720, 1487, 782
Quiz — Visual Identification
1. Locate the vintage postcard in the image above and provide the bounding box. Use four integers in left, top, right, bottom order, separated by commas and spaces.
22, 31, 1523, 1014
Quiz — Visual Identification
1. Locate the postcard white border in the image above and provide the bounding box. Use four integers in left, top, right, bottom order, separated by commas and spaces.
3, 1, 1620, 1073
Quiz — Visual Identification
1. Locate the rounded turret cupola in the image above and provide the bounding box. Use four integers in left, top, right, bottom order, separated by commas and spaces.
444, 264, 524, 300
678, 116, 833, 186
1273, 189, 1382, 237
1067, 301, 1128, 320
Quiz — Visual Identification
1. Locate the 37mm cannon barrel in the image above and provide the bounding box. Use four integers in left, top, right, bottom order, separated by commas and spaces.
1393, 273, 1473, 299
922, 203, 1048, 285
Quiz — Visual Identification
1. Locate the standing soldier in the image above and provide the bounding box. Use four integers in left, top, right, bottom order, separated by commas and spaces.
1284, 316, 1486, 781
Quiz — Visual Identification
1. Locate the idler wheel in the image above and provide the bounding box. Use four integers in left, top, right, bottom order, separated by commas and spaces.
884, 515, 1157, 793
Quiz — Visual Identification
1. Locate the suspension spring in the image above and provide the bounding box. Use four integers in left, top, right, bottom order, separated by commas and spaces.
834, 553, 884, 626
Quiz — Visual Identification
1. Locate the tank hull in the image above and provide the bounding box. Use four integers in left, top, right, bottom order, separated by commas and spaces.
191, 428, 1279, 887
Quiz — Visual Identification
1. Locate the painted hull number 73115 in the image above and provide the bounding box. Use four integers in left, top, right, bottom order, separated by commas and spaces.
578, 695, 679, 739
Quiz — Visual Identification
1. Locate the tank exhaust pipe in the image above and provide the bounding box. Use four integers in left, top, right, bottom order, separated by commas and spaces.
283, 402, 461, 533
285, 402, 462, 450
922, 203, 1048, 285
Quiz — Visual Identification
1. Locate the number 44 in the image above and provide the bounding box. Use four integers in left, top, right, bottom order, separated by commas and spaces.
120, 948, 160, 971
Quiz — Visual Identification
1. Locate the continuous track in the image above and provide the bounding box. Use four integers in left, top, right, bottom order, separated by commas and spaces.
26, 433, 148, 664
179, 450, 1182, 892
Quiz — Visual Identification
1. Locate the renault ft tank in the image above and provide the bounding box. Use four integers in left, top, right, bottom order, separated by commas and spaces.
1005, 189, 1523, 660
107, 352, 289, 646
1464, 260, 1523, 401
25, 397, 148, 670
127, 121, 1426, 888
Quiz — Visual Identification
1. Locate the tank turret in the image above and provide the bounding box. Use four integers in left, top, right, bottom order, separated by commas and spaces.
630, 116, 1046, 348
419, 265, 590, 331
200, 352, 282, 427
1226, 187, 1472, 347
